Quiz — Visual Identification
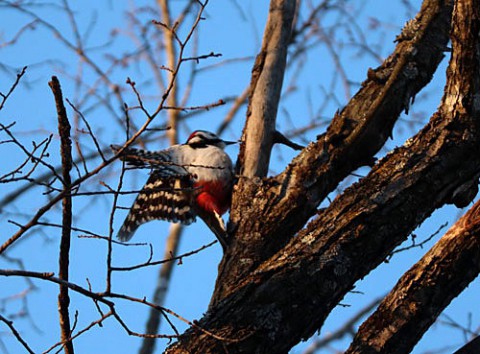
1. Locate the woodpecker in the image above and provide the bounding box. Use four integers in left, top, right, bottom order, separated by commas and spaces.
111, 130, 235, 246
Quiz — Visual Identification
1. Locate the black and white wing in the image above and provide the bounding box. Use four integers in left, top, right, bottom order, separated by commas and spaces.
116, 172, 197, 242
111, 144, 187, 178
112, 145, 197, 242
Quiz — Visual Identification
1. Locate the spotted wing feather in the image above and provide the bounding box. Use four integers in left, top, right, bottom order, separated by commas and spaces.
111, 144, 186, 179
116, 172, 197, 242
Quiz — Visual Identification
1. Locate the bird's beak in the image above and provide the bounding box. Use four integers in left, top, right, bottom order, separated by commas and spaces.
223, 140, 238, 146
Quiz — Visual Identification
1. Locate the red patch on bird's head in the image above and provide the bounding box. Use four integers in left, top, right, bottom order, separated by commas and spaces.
187, 130, 205, 143
187, 131, 198, 142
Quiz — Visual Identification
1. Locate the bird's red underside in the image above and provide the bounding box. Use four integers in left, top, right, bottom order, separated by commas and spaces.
194, 180, 231, 215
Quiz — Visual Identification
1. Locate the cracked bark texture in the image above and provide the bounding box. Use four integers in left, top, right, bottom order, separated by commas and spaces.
165, 0, 480, 352
215, 0, 454, 302
345, 199, 480, 354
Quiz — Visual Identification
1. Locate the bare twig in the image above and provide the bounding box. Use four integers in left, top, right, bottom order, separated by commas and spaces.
111, 240, 216, 272
162, 98, 225, 111
106, 155, 126, 294
0, 126, 54, 184
181, 51, 222, 63
66, 98, 106, 162
0, 66, 27, 111
0, 123, 58, 184
388, 222, 448, 259
108, 292, 238, 343
0, 270, 112, 305
43, 311, 114, 354
302, 296, 384, 354
273, 130, 304, 151
0, 314, 35, 354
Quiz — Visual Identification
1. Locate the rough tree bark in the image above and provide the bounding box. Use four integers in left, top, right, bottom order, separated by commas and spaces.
343, 1, 480, 352
345, 199, 480, 354
454, 336, 480, 354
165, 0, 480, 352
237, 0, 295, 179
214, 0, 453, 302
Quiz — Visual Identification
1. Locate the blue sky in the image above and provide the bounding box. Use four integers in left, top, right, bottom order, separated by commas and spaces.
1, 0, 478, 353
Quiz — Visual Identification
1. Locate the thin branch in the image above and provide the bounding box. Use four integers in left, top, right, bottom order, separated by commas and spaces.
388, 222, 448, 259
106, 154, 126, 294
108, 292, 238, 343
161, 98, 225, 111
273, 130, 304, 151
49, 76, 74, 354
66, 98, 106, 162
0, 127, 54, 184
0, 123, 59, 184
0, 314, 35, 354
181, 51, 222, 63
0, 66, 27, 111
43, 311, 113, 354
111, 240, 216, 272
302, 295, 384, 354
0, 21, 37, 48
110, 311, 178, 340
0, 270, 113, 306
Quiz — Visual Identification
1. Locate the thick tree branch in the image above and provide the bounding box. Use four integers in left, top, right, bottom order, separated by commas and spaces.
454, 336, 480, 354
345, 199, 480, 354
157, 0, 180, 143
344, 4, 480, 351
236, 0, 296, 178
166, 0, 480, 351
219, 0, 454, 303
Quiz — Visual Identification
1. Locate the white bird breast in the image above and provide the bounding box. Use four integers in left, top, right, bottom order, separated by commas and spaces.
173, 145, 233, 183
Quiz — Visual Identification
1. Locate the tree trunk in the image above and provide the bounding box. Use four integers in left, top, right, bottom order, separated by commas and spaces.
213, 0, 453, 304
165, 0, 480, 352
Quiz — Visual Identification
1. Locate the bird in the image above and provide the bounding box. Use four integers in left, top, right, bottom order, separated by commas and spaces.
111, 130, 235, 247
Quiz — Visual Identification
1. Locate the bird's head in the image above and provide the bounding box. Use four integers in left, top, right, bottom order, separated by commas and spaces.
186, 130, 236, 150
